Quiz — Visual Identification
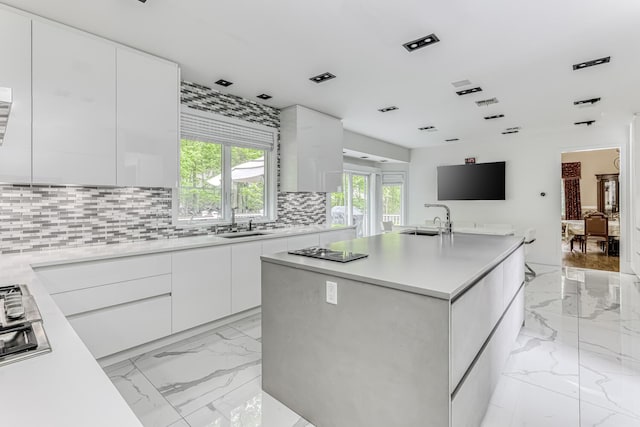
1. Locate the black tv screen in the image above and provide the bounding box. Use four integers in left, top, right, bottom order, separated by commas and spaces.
437, 162, 506, 200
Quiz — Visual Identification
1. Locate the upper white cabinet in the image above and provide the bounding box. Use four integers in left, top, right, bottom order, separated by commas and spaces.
32, 21, 117, 186
280, 105, 343, 192
117, 48, 179, 188
0, 9, 31, 183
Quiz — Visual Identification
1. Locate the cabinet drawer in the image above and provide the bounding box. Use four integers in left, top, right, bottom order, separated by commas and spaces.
287, 234, 319, 250
68, 294, 171, 359
451, 264, 503, 389
36, 253, 171, 294
52, 274, 171, 316
503, 246, 524, 308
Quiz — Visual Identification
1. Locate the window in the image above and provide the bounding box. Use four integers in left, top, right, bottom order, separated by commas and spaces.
382, 172, 406, 226
330, 171, 371, 237
177, 107, 277, 225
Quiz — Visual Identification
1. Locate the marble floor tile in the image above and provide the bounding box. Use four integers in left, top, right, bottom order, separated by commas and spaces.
105, 360, 183, 427
132, 326, 262, 416
481, 376, 580, 427
184, 377, 313, 427
228, 313, 262, 340
580, 401, 640, 427
167, 420, 190, 427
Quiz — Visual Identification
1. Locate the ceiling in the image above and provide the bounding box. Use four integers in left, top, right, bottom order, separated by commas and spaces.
4, 0, 640, 149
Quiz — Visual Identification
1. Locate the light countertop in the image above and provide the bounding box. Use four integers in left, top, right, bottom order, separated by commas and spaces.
0, 224, 352, 427
261, 232, 524, 300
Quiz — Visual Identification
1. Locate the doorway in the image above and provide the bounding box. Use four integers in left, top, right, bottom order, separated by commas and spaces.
561, 148, 620, 272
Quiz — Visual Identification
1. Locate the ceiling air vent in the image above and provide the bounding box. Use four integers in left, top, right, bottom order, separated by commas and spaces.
456, 87, 482, 96
419, 126, 437, 131
573, 56, 610, 71
445, 138, 459, 142
574, 97, 601, 106
403, 34, 440, 52
575, 120, 596, 126
476, 98, 499, 107
484, 114, 505, 120
502, 130, 519, 135
451, 79, 472, 88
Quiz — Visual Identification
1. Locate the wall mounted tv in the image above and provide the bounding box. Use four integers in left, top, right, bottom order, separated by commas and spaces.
437, 161, 506, 200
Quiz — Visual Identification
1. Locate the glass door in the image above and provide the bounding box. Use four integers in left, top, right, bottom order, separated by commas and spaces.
330, 172, 370, 237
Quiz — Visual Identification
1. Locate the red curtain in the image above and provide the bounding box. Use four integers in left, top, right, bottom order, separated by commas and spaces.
562, 162, 581, 220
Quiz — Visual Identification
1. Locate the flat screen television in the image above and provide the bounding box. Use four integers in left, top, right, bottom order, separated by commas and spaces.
437, 161, 506, 200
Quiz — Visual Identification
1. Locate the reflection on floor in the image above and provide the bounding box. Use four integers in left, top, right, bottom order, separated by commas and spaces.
105, 266, 639, 427
562, 239, 619, 272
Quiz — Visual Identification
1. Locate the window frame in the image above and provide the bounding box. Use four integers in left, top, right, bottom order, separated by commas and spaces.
173, 106, 278, 227
382, 171, 407, 226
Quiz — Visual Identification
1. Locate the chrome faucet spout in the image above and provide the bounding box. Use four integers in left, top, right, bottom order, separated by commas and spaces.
425, 203, 452, 233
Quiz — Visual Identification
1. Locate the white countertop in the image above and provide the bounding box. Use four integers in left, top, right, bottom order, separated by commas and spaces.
0, 224, 351, 427
262, 233, 524, 300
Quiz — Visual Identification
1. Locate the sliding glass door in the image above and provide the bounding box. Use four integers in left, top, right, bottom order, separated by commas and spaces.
330, 172, 370, 237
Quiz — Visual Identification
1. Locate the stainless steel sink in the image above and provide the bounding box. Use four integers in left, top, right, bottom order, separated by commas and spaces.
218, 231, 268, 239
400, 229, 440, 236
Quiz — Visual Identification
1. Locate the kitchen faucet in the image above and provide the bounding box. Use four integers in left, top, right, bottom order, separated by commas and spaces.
231, 207, 238, 232
425, 204, 452, 234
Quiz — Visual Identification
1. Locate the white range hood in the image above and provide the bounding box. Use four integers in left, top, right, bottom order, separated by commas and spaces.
0, 87, 12, 145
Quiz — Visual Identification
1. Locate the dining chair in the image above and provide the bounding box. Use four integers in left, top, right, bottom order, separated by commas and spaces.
583, 212, 609, 255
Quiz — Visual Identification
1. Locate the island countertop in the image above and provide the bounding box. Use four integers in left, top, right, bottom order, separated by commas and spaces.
261, 232, 524, 300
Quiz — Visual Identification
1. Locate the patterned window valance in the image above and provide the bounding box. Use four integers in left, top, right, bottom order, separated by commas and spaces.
562, 162, 581, 180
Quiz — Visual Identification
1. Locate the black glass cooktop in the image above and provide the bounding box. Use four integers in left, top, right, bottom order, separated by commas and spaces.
288, 247, 368, 263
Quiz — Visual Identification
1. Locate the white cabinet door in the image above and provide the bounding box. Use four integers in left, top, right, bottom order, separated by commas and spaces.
32, 21, 116, 186
287, 234, 320, 250
172, 246, 232, 333
116, 48, 179, 188
0, 9, 31, 183
231, 241, 263, 313
262, 238, 288, 255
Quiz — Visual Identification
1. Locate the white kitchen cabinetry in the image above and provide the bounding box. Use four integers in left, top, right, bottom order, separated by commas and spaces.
32, 21, 116, 186
0, 8, 31, 183
35, 254, 172, 358
287, 234, 320, 250
280, 105, 344, 192
231, 241, 263, 313
172, 246, 232, 333
117, 48, 179, 188
319, 228, 356, 246
262, 237, 288, 255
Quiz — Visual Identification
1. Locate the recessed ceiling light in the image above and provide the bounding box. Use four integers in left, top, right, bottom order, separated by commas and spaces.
215, 79, 233, 87
502, 130, 519, 135
309, 72, 336, 83
476, 98, 499, 107
419, 126, 437, 131
256, 94, 272, 100
451, 79, 472, 88
445, 138, 459, 142
456, 87, 483, 96
572, 56, 610, 71
378, 106, 398, 113
575, 120, 596, 126
484, 114, 505, 120
573, 97, 601, 106
380, 160, 388, 163
403, 33, 440, 52
342, 150, 346, 154
138, 0, 147, 3
360, 156, 369, 159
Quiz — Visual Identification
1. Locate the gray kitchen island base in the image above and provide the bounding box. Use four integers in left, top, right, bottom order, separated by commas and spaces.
261, 233, 524, 427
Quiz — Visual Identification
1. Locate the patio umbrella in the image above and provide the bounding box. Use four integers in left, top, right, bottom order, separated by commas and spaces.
207, 157, 264, 186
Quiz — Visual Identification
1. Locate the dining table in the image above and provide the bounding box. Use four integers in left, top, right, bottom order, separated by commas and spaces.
562, 219, 620, 254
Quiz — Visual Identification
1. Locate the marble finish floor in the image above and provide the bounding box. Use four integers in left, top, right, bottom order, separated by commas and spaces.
105, 265, 639, 426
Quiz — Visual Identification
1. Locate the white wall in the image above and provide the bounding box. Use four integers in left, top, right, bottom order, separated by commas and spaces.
343, 130, 410, 163
408, 125, 631, 268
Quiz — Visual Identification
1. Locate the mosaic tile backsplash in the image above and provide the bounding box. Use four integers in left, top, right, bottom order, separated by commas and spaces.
0, 81, 327, 254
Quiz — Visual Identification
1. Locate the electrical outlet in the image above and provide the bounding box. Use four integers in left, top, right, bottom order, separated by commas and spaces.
326, 281, 338, 305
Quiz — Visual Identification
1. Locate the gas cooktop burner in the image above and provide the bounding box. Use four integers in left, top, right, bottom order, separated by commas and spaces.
288, 246, 369, 263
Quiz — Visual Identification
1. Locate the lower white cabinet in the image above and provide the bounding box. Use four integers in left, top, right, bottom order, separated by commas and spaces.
172, 245, 232, 333
287, 234, 320, 250
231, 241, 263, 314
262, 238, 288, 255
68, 294, 171, 359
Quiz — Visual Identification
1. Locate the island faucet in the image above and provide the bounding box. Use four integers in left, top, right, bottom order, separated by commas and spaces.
425, 203, 452, 234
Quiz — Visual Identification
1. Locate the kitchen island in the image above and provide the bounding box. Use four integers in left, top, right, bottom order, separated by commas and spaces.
261, 232, 524, 427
